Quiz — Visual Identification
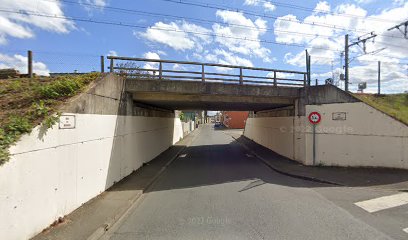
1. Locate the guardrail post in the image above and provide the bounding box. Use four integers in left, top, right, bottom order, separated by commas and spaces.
239, 67, 243, 85
304, 74, 307, 87
159, 62, 162, 80
110, 58, 114, 73
202, 64, 205, 82
273, 71, 277, 87
100, 56, 104, 73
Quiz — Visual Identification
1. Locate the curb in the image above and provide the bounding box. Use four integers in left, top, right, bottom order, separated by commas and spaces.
228, 133, 343, 186
88, 128, 201, 240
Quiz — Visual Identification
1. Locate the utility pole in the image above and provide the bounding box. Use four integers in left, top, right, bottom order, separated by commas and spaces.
344, 35, 349, 92
344, 32, 377, 92
378, 61, 381, 95
387, 20, 408, 39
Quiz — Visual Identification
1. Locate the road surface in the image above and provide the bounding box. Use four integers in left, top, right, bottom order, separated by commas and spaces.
103, 124, 407, 240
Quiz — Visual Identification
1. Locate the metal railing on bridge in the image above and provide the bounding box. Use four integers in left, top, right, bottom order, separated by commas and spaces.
107, 56, 308, 87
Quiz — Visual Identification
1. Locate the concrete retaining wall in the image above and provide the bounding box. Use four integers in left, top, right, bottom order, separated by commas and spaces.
0, 74, 190, 240
305, 102, 408, 168
244, 117, 295, 160
181, 121, 195, 137
244, 102, 408, 169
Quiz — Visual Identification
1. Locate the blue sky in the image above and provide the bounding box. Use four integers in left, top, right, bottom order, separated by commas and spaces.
0, 0, 407, 93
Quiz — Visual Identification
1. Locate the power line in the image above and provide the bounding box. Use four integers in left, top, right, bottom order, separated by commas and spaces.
41, 0, 408, 49
42, 0, 408, 53
157, 0, 408, 40
47, 0, 337, 40
0, 8, 343, 52
244, 0, 401, 24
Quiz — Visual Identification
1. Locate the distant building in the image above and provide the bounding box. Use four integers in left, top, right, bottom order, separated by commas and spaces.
221, 111, 249, 129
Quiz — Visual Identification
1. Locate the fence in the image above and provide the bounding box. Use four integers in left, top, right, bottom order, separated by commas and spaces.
0, 50, 103, 76
107, 56, 309, 87
1, 50, 309, 88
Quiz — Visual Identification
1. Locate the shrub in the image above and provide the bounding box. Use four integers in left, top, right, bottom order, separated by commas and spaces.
36, 73, 99, 99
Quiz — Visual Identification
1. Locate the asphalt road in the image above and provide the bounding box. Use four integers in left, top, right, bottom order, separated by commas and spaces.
103, 124, 407, 240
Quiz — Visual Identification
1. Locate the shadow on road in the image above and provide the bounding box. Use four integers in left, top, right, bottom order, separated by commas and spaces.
108, 129, 408, 195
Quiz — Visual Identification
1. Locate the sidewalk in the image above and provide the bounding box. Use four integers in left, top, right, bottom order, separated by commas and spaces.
32, 129, 200, 240
224, 130, 408, 191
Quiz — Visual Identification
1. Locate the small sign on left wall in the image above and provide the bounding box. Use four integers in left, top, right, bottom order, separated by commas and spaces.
59, 115, 76, 129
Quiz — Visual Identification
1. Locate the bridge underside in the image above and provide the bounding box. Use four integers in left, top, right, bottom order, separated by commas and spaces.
126, 79, 300, 111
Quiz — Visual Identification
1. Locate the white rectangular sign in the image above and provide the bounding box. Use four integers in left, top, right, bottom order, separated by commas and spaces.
59, 115, 76, 129
332, 112, 347, 121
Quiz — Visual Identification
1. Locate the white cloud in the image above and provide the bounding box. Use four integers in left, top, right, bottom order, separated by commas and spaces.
139, 21, 212, 51
393, 0, 406, 6
263, 2, 276, 12
354, 0, 375, 4
172, 64, 186, 71
142, 51, 162, 73
79, 0, 107, 11
107, 50, 117, 56
0, 53, 50, 76
213, 10, 272, 62
315, 1, 331, 13
244, 0, 261, 6
275, 1, 408, 93
212, 49, 253, 67
0, 0, 75, 44
244, 0, 276, 12
157, 50, 167, 56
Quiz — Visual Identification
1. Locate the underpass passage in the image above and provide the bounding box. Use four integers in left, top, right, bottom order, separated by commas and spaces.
103, 125, 392, 240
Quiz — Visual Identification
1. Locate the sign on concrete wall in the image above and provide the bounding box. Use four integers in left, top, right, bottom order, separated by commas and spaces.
59, 115, 76, 129
308, 112, 321, 125
332, 112, 347, 121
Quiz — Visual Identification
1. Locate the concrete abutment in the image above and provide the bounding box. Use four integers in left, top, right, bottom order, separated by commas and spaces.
0, 74, 194, 240
244, 85, 408, 169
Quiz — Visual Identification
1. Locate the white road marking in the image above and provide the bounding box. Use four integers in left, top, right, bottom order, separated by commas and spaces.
403, 228, 408, 234
179, 154, 187, 158
245, 153, 254, 158
354, 192, 408, 213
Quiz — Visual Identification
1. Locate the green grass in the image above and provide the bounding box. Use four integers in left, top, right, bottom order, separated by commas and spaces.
353, 93, 408, 126
0, 73, 100, 164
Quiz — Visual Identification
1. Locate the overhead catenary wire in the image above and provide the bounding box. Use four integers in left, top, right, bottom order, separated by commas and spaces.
39, 0, 408, 50
41, 0, 337, 40
241, 0, 401, 23
41, 0, 408, 41
157, 0, 408, 40
0, 8, 343, 52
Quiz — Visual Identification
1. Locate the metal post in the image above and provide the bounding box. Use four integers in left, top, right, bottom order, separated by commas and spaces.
239, 67, 243, 85
315, 79, 318, 86
345, 34, 349, 92
308, 55, 311, 86
313, 124, 316, 166
378, 61, 381, 95
159, 62, 162, 80
303, 74, 307, 87
273, 71, 277, 87
100, 56, 104, 73
202, 64, 205, 82
110, 59, 114, 73
305, 50, 309, 85
305, 50, 311, 86
28, 50, 33, 78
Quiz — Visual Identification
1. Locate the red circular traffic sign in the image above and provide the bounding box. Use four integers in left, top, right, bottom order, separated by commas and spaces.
308, 112, 321, 125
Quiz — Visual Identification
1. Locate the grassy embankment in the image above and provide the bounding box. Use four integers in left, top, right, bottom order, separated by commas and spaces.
0, 73, 100, 164
353, 93, 408, 126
